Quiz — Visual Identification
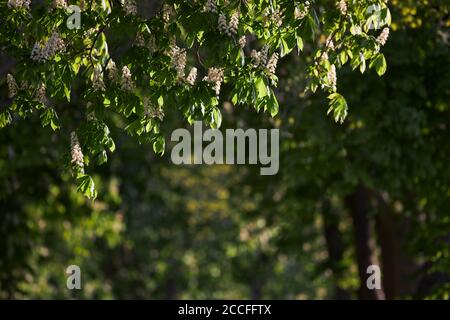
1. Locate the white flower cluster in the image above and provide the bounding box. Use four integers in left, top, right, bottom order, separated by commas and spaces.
162, 3, 174, 23
218, 14, 228, 34
251, 45, 269, 67
319, 36, 335, 62
266, 53, 279, 77
252, 46, 279, 77
7, 0, 30, 9
203, 0, 217, 13
325, 36, 335, 51
123, 0, 137, 16
30, 31, 65, 63
294, 1, 310, 20
377, 27, 390, 46
121, 66, 135, 91
272, 9, 283, 27
53, 0, 67, 9
70, 132, 84, 169
107, 60, 119, 81
170, 46, 187, 78
218, 12, 239, 36
92, 66, 106, 91
327, 64, 337, 92
229, 12, 239, 35
7, 74, 18, 99
35, 83, 47, 104
87, 112, 97, 122
238, 35, 246, 48
86, 102, 97, 121
147, 35, 157, 52
321, 51, 329, 62
263, 7, 283, 27
143, 98, 165, 121
134, 33, 145, 47
203, 67, 224, 96
186, 67, 198, 86
337, 0, 347, 16
133, 33, 157, 52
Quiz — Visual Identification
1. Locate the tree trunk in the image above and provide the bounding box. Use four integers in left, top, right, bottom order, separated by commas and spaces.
165, 258, 179, 300
346, 184, 385, 300
375, 192, 417, 299
250, 278, 263, 300
322, 200, 352, 300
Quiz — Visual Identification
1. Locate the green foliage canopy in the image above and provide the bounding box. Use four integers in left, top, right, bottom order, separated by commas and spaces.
1, 0, 391, 197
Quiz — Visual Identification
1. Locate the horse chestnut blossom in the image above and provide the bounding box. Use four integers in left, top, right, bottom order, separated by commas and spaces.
121, 66, 135, 91
218, 13, 228, 34
107, 60, 119, 81
337, 0, 347, 16
327, 65, 337, 92
35, 83, 47, 104
251, 45, 269, 67
377, 28, 390, 46
70, 132, 84, 170
144, 98, 165, 121
186, 67, 198, 86
170, 46, 187, 79
53, 0, 67, 9
203, 67, 224, 96
30, 31, 65, 63
295, 1, 310, 19
92, 67, 106, 92
266, 53, 279, 77
204, 0, 217, 13
7, 0, 30, 9
218, 12, 240, 37
238, 36, 247, 48
123, 0, 137, 16
6, 74, 18, 99
228, 12, 240, 35
271, 9, 283, 27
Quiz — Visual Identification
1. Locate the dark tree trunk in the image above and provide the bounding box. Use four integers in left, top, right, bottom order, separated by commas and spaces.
416, 261, 450, 299
165, 258, 179, 300
250, 278, 263, 300
250, 252, 269, 300
375, 192, 417, 299
322, 200, 352, 300
345, 184, 385, 300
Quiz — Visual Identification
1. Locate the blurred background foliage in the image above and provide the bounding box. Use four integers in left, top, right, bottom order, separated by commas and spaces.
1, 0, 449, 299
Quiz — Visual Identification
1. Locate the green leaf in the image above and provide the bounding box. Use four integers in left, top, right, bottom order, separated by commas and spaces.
211, 107, 222, 129
153, 135, 165, 156
280, 32, 296, 57
359, 55, 366, 74
97, 150, 108, 165
255, 77, 268, 99
63, 83, 71, 102
370, 53, 387, 76
76, 174, 97, 199
0, 110, 12, 128
40, 108, 60, 131
327, 93, 348, 124
157, 95, 164, 107
339, 51, 348, 65
267, 91, 279, 117
296, 35, 304, 52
